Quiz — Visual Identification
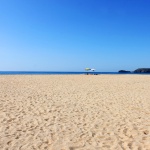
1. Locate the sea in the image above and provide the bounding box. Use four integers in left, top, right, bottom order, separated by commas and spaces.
0, 71, 150, 75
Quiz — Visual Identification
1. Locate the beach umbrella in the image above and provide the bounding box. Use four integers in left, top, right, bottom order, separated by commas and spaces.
91, 69, 95, 71
85, 68, 91, 71
85, 68, 91, 75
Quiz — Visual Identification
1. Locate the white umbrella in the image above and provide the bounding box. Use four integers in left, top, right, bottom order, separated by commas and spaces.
91, 69, 95, 71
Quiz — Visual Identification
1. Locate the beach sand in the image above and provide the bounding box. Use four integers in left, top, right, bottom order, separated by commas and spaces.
0, 75, 150, 150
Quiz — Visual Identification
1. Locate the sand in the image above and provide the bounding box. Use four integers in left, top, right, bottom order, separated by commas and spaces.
0, 75, 150, 150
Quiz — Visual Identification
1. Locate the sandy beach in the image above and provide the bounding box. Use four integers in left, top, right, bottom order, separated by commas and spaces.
0, 75, 150, 150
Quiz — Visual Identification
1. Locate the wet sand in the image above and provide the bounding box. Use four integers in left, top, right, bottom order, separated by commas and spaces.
0, 75, 150, 150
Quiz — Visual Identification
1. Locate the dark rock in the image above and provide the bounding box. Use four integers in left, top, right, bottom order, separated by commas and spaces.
134, 68, 150, 73
118, 70, 131, 73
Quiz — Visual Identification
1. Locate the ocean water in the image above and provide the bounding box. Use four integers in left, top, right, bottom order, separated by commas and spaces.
0, 71, 149, 75
0, 71, 116, 75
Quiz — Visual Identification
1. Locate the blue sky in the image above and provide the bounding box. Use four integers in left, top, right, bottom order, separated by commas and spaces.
0, 0, 150, 71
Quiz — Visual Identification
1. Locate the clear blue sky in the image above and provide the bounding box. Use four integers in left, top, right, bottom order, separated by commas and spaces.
0, 0, 150, 71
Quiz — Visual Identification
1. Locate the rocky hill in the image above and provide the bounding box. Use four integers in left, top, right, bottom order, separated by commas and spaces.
118, 70, 131, 73
134, 68, 150, 73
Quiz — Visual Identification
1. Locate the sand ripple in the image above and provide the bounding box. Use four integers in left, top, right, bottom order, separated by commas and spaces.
0, 75, 150, 150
